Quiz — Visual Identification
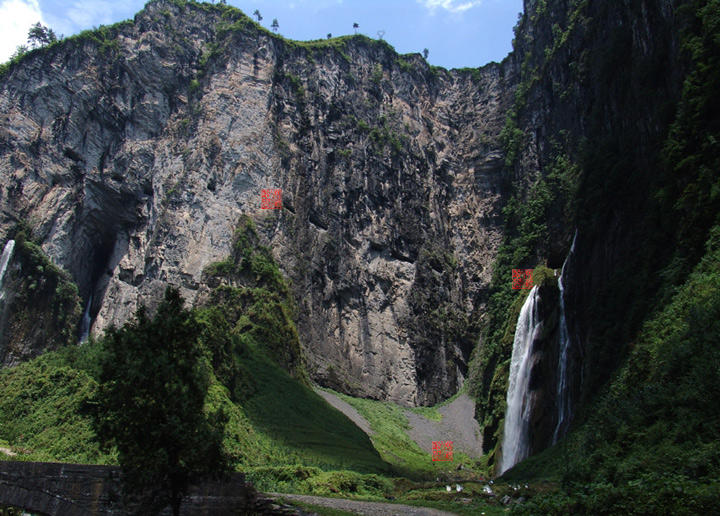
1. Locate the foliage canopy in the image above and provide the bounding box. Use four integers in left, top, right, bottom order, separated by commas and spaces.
92, 287, 231, 516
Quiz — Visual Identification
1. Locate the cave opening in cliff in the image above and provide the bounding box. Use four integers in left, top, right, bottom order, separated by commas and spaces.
77, 231, 117, 338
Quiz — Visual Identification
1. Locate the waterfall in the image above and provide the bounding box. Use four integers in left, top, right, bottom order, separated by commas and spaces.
553, 232, 577, 444
0, 239, 16, 300
79, 294, 93, 343
499, 286, 541, 475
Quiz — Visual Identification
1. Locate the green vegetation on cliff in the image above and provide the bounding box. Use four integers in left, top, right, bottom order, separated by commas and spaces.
0, 216, 386, 478
472, 1, 720, 512
1, 228, 82, 364
202, 214, 306, 382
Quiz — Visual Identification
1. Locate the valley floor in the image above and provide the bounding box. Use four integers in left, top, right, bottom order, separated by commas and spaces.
315, 389, 483, 460
404, 395, 482, 459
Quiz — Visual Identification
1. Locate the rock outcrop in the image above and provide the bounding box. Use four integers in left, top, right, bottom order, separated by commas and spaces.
0, 0, 512, 405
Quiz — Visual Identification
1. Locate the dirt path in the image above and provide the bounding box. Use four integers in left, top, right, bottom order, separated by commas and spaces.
268, 493, 459, 516
315, 388, 373, 435
315, 389, 482, 460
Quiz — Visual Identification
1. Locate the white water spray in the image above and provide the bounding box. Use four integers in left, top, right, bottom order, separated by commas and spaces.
79, 294, 93, 343
0, 240, 15, 291
499, 286, 541, 475
553, 232, 577, 444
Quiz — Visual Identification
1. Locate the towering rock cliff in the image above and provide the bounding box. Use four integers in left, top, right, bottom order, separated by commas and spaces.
509, 0, 686, 431
0, 0, 513, 405
471, 0, 720, 471
2, 0, 717, 482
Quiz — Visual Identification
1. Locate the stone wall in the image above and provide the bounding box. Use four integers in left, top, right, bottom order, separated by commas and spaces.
0, 461, 252, 516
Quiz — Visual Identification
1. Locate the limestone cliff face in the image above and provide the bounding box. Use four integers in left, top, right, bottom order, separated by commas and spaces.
0, 0, 512, 405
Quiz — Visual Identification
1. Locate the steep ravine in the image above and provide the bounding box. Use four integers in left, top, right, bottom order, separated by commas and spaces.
471, 0, 716, 473
0, 0, 513, 406
2, 0, 715, 486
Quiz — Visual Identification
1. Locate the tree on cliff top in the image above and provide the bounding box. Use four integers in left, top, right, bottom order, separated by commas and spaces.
27, 22, 56, 49
92, 287, 230, 516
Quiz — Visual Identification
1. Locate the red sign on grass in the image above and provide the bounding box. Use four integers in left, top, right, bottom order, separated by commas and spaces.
261, 189, 282, 209
432, 441, 453, 461
512, 269, 533, 290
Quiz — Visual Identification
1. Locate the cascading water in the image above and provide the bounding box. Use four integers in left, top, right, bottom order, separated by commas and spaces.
553, 232, 577, 444
79, 294, 93, 343
0, 239, 16, 301
499, 286, 541, 475
0, 240, 16, 347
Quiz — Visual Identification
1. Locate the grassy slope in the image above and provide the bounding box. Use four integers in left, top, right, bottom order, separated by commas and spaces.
328, 389, 481, 480
0, 338, 387, 474
333, 391, 431, 477
235, 344, 388, 473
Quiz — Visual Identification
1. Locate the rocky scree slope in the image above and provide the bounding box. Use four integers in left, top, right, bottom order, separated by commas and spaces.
0, 0, 514, 406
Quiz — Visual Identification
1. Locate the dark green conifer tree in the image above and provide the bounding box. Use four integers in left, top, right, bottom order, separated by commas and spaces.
93, 287, 230, 516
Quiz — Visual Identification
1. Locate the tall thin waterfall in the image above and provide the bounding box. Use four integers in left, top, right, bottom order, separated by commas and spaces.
0, 240, 16, 298
553, 232, 577, 444
79, 294, 93, 343
499, 286, 541, 475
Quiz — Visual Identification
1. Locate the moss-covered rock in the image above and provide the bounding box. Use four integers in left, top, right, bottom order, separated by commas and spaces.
0, 231, 81, 366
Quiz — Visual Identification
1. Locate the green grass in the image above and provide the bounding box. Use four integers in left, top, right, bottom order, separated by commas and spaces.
235, 345, 389, 473
331, 391, 429, 476
407, 386, 467, 422
326, 389, 476, 479
407, 405, 442, 422
0, 345, 114, 464
247, 466, 393, 497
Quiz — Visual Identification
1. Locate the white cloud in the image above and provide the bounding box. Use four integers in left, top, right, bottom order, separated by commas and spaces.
0, 0, 45, 63
419, 0, 482, 14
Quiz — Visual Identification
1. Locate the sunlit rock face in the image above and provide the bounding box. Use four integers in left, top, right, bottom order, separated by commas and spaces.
0, 0, 513, 405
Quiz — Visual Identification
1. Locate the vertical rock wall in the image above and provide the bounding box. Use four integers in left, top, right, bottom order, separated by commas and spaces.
0, 0, 513, 405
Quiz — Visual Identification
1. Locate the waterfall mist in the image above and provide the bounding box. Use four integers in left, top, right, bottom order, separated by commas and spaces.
499, 286, 541, 474
79, 294, 93, 343
0, 240, 15, 292
553, 232, 577, 444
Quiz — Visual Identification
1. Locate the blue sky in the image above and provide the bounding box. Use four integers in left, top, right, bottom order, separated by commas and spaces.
0, 0, 523, 69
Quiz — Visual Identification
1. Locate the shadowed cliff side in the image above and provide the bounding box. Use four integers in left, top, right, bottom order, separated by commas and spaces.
471, 0, 720, 479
